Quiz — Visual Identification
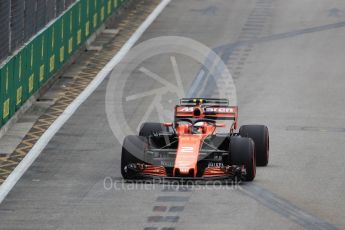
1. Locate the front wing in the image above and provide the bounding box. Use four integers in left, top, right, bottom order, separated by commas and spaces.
123, 163, 244, 181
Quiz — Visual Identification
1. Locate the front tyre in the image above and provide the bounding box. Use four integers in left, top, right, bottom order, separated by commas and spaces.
230, 137, 256, 181
121, 135, 147, 179
239, 125, 269, 166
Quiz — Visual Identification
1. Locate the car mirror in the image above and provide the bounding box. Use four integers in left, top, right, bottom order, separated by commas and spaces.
215, 123, 226, 127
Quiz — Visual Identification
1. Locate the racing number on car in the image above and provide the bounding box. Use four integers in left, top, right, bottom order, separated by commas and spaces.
181, 146, 194, 153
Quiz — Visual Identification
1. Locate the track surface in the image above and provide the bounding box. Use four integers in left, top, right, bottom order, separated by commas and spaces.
1, 0, 345, 229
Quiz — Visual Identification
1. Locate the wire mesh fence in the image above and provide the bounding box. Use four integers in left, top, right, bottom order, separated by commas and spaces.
0, 0, 11, 61
0, 0, 78, 62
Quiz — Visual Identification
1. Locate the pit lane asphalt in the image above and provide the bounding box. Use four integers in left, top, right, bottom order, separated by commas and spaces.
1, 0, 345, 229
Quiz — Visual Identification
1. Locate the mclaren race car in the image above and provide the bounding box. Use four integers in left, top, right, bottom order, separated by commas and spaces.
121, 98, 269, 181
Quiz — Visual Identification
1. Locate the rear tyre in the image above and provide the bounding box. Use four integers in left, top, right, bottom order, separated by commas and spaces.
139, 122, 168, 137
230, 137, 256, 181
121, 135, 147, 179
239, 125, 269, 166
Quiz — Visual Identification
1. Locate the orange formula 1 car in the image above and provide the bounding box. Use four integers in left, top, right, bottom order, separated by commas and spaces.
121, 98, 269, 181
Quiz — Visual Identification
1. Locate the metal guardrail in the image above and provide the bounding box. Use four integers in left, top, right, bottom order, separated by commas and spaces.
0, 0, 127, 128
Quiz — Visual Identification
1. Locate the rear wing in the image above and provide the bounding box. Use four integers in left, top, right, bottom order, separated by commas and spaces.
175, 98, 238, 129
179, 98, 229, 106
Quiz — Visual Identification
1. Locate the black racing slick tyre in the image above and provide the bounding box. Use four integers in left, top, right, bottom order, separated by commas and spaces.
230, 137, 256, 181
239, 125, 269, 166
121, 135, 147, 179
139, 122, 168, 137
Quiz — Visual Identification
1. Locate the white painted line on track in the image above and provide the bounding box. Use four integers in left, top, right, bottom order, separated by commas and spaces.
0, 0, 171, 204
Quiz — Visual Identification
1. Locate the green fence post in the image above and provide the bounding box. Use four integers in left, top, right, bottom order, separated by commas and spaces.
100, 0, 105, 23
35, 32, 48, 87
106, 0, 113, 17
46, 26, 56, 79
92, 0, 99, 30
54, 17, 63, 69
83, 0, 91, 38
26, 40, 38, 97
59, 16, 66, 64
61, 10, 70, 60
13, 49, 27, 110
71, 3, 80, 52
68, 9, 74, 57
63, 12, 69, 61
76, 2, 84, 47
22, 46, 29, 104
